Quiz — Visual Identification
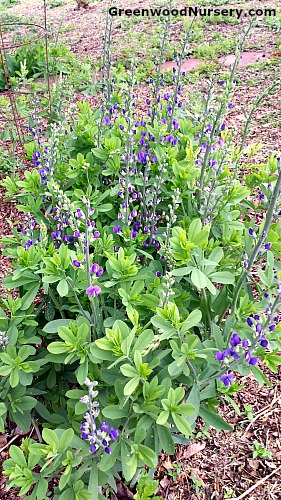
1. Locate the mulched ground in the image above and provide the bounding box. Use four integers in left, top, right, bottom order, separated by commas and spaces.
0, 0, 281, 498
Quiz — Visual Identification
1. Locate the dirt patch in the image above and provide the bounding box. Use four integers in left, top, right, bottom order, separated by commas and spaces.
162, 58, 201, 71
219, 51, 273, 68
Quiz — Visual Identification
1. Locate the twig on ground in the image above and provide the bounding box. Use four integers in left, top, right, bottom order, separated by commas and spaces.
229, 465, 281, 500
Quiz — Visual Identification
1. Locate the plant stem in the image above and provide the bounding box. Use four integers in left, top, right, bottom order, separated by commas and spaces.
48, 287, 66, 318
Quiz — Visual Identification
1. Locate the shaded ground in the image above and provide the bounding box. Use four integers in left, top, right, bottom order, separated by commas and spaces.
0, 0, 281, 498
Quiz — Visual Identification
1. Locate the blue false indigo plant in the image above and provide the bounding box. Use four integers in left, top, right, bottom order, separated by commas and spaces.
1, 8, 281, 499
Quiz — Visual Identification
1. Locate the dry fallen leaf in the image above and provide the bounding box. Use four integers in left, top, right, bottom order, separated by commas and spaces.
182, 441, 206, 459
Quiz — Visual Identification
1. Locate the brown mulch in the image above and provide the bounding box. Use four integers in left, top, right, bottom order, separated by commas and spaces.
156, 366, 281, 499
0, 0, 281, 498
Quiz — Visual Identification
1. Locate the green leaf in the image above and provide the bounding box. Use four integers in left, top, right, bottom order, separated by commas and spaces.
120, 364, 139, 378
177, 402, 195, 416
124, 377, 140, 396
188, 218, 202, 241
156, 410, 169, 425
137, 444, 157, 468
181, 309, 202, 332
199, 408, 232, 430
59, 428, 74, 450
21, 284, 40, 311
9, 445, 27, 467
172, 413, 192, 438
208, 271, 235, 284
57, 279, 69, 297
42, 319, 71, 333
121, 443, 136, 482
157, 425, 175, 454
47, 342, 70, 354
10, 368, 19, 388
42, 428, 59, 447
99, 441, 120, 472
102, 406, 128, 419
132, 329, 154, 354
191, 269, 216, 294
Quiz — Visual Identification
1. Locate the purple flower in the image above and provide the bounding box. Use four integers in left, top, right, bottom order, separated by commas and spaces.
247, 317, 253, 327
253, 314, 260, 320
96, 268, 104, 277
74, 230, 80, 238
215, 351, 225, 361
91, 263, 99, 273
138, 150, 149, 164
119, 125, 124, 130
109, 428, 118, 441
259, 337, 268, 348
81, 432, 89, 440
219, 373, 235, 386
256, 323, 262, 333
247, 355, 258, 366
86, 285, 101, 297
248, 228, 255, 236
100, 421, 109, 433
264, 243, 272, 250
105, 447, 111, 454
73, 260, 81, 267
90, 444, 97, 453
130, 231, 138, 238
230, 333, 241, 347
269, 324, 276, 331
93, 231, 100, 238
113, 225, 121, 234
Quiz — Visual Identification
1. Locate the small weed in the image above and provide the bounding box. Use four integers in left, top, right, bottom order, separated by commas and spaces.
0, 0, 19, 8
243, 404, 254, 421
252, 441, 273, 460
46, 0, 63, 8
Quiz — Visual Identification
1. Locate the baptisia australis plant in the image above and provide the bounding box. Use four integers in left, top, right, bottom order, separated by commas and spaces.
1, 5, 281, 499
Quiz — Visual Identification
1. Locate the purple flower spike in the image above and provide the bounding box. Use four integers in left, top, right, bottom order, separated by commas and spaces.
86, 285, 101, 297
247, 317, 253, 327
219, 373, 235, 387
